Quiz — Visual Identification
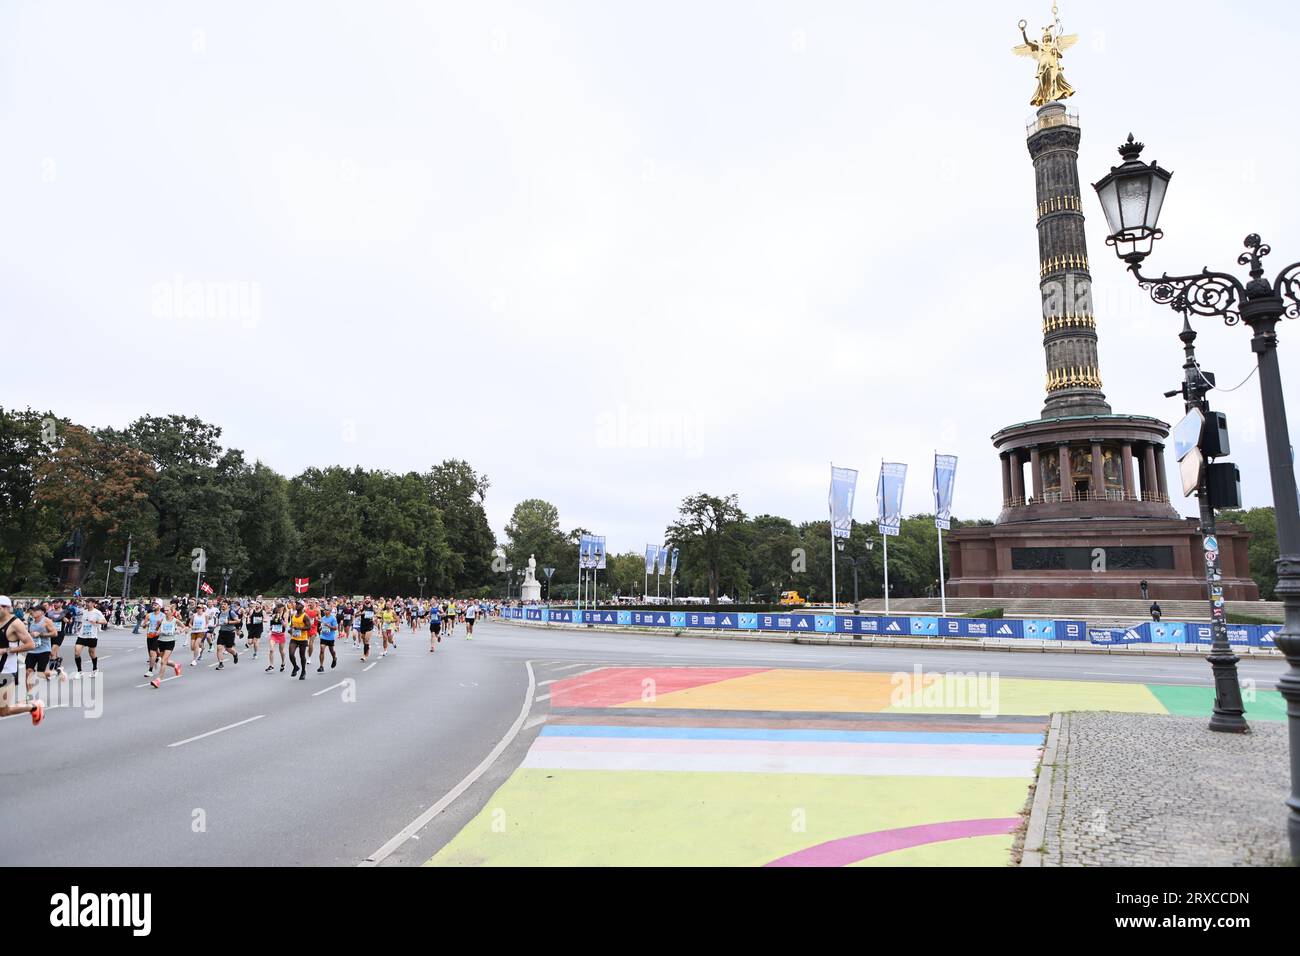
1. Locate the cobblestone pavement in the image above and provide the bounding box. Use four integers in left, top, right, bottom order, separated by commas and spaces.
1036, 712, 1291, 866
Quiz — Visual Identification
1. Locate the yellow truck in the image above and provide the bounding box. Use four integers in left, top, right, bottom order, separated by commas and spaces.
778, 590, 807, 607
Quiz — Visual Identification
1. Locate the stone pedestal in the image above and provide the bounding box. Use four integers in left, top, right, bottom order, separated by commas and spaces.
520, 580, 542, 602
947, 517, 1258, 601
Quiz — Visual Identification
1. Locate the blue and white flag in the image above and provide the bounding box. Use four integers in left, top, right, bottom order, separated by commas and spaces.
595, 536, 607, 570
933, 454, 958, 531
578, 535, 590, 570
828, 465, 859, 539
670, 547, 679, 576
876, 462, 907, 537
645, 544, 657, 575
658, 545, 670, 574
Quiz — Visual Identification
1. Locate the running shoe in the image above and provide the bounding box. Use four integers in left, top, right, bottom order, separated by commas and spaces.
172, 662, 182, 677
31, 700, 44, 726
150, 678, 161, 689
216, 662, 224, 671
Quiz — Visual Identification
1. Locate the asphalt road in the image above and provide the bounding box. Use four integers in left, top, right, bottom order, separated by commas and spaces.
2, 618, 1286, 866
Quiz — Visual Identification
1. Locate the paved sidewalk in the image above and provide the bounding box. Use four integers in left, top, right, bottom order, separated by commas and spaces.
1030, 711, 1291, 866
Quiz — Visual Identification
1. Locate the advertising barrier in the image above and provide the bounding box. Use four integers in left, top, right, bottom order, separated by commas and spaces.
498, 607, 1278, 648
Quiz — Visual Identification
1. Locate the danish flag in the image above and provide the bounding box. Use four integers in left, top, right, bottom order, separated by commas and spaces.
294, 578, 310, 594
199, 581, 214, 595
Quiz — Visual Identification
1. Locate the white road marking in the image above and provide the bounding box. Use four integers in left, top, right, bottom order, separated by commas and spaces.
523, 714, 548, 730
312, 680, 348, 697
536, 679, 556, 687
553, 662, 589, 671
363, 662, 378, 672
361, 659, 536, 867
534, 693, 551, 702
167, 714, 265, 748
134, 675, 181, 688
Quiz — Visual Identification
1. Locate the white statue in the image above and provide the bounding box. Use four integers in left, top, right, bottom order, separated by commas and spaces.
520, 553, 542, 602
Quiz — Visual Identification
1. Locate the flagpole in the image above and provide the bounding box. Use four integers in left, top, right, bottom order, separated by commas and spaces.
937, 524, 947, 616
830, 473, 838, 621
883, 533, 890, 616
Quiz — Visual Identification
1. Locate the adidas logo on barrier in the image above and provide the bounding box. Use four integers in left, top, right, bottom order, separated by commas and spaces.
997, 624, 1013, 635
886, 621, 901, 632
796, 618, 809, 629
721, 616, 732, 626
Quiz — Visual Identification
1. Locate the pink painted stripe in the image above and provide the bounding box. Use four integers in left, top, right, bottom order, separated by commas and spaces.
530, 737, 1039, 761
765, 818, 1020, 867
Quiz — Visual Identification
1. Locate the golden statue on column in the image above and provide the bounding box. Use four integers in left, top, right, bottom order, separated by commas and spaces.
1013, 4, 1079, 106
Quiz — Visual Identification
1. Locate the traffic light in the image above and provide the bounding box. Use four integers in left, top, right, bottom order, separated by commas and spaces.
1201, 411, 1230, 459
1206, 462, 1242, 509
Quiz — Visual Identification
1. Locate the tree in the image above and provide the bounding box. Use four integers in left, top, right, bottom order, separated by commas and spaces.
34, 424, 157, 594
234, 461, 301, 593
1220, 507, 1278, 599
0, 408, 62, 591
121, 415, 249, 596
426, 459, 497, 591
665, 493, 747, 603
504, 499, 567, 574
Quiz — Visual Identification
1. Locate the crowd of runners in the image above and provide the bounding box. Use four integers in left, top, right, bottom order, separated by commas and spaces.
0, 593, 498, 727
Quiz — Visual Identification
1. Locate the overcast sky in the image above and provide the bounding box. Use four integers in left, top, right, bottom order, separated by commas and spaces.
3, 0, 1298, 550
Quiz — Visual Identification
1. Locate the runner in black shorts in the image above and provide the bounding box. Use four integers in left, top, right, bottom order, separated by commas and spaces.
24, 602, 56, 695
246, 602, 264, 658
214, 601, 240, 670
428, 603, 442, 652
358, 600, 376, 662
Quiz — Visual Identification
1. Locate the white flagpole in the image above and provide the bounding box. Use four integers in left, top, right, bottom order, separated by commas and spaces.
883, 533, 890, 616
937, 525, 947, 616
830, 462, 837, 620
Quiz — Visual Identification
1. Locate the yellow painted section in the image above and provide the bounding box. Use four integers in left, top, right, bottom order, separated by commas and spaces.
612, 667, 1170, 718
883, 675, 1168, 716
426, 769, 1028, 867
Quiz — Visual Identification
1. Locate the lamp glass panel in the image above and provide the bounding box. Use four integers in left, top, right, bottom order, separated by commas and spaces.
1145, 174, 1169, 230
1096, 179, 1122, 235
1117, 175, 1152, 234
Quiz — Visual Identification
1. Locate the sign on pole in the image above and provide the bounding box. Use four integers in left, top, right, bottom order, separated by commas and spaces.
933, 454, 958, 531
876, 462, 907, 536
828, 466, 859, 538
933, 453, 958, 617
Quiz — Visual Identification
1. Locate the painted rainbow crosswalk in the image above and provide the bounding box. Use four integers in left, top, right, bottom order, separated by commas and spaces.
427, 665, 1285, 867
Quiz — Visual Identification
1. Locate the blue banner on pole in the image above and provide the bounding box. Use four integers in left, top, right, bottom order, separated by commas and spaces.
933, 454, 958, 531
876, 462, 907, 536
829, 466, 859, 539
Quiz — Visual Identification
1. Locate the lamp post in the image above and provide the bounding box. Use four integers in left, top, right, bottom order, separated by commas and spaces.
321, 572, 334, 600
1093, 135, 1300, 859
504, 563, 513, 602
849, 555, 868, 608
834, 538, 845, 611
417, 576, 427, 601
221, 567, 231, 597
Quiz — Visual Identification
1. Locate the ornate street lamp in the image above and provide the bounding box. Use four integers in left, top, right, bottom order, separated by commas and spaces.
1093, 135, 1300, 861
1091, 134, 1172, 263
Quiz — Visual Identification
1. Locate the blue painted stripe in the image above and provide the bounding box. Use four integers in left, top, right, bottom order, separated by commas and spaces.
540, 725, 1043, 746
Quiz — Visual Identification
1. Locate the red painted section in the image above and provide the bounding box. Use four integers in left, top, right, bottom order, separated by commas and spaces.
552, 667, 769, 709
